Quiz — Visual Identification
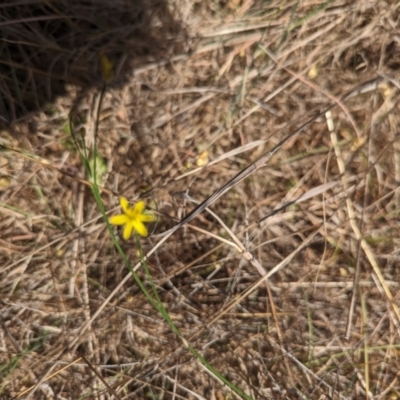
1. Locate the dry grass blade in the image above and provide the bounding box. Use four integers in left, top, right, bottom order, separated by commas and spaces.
329, 117, 400, 330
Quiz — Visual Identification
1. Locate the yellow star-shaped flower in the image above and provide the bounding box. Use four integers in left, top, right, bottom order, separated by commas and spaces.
109, 197, 156, 239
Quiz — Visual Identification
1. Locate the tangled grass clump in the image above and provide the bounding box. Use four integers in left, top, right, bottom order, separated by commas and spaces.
1, 1, 400, 399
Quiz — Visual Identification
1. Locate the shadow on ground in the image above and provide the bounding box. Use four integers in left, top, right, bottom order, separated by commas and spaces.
0, 0, 184, 124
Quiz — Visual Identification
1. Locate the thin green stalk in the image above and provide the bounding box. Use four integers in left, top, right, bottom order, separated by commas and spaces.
71, 83, 254, 400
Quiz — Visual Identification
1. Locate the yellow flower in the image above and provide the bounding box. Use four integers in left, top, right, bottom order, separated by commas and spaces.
100, 52, 114, 83
110, 197, 156, 239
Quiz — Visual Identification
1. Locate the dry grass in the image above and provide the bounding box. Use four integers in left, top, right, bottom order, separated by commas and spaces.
1, 0, 400, 399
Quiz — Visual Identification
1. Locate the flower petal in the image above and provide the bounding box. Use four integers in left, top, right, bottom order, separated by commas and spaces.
133, 201, 146, 216
139, 213, 156, 222
132, 219, 148, 237
122, 221, 134, 240
120, 197, 130, 214
109, 214, 129, 226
